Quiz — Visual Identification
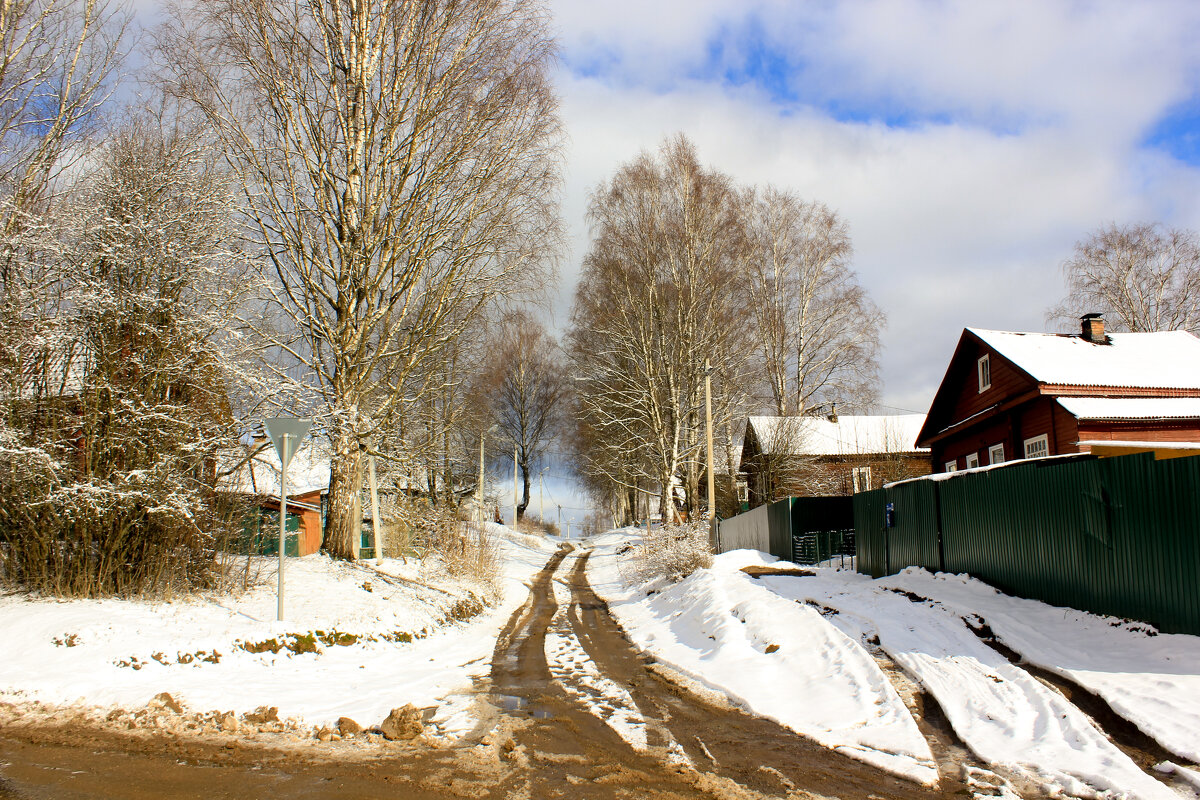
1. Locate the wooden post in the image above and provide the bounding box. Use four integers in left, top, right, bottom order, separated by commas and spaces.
477, 431, 486, 523
705, 359, 717, 552
368, 452, 383, 565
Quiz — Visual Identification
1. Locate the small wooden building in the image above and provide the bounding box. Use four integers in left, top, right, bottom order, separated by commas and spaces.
740, 412, 930, 507
916, 316, 1200, 472
227, 440, 331, 556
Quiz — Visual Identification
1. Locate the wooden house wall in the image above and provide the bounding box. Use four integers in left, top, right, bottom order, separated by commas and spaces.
292, 489, 325, 555
1077, 420, 1200, 446
933, 396, 1080, 470
946, 336, 1037, 422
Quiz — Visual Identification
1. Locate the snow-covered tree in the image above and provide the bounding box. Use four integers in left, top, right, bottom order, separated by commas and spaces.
0, 122, 258, 596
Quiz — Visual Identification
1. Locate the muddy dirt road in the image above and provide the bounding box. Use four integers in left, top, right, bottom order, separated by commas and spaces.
0, 545, 973, 799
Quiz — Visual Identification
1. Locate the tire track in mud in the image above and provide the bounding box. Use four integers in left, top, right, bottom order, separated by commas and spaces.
486, 545, 969, 799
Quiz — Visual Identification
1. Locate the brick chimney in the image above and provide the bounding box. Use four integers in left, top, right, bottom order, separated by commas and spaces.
1080, 313, 1106, 344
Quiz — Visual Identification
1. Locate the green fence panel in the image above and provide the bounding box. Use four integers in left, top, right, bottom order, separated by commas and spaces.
853, 489, 888, 578
882, 453, 1200, 636
883, 479, 942, 574
792, 529, 856, 565
790, 496, 854, 564
939, 456, 1114, 612
792, 496, 854, 533
1099, 454, 1200, 634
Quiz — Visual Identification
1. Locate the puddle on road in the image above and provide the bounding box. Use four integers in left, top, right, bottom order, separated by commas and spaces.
492, 695, 554, 719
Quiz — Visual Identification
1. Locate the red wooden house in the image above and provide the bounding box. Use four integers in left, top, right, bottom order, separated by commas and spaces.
916, 316, 1200, 472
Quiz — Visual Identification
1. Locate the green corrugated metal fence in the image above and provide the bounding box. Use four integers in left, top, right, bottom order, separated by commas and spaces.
855, 452, 1200, 635
853, 489, 888, 578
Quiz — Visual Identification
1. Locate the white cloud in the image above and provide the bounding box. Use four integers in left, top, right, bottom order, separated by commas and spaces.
549, 53, 1200, 411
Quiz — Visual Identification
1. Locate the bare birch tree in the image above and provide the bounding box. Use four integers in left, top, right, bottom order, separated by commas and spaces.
1047, 222, 1200, 335
569, 135, 749, 523
160, 0, 562, 558
479, 312, 565, 520
745, 187, 880, 415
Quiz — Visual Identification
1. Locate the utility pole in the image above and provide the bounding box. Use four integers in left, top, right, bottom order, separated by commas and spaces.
705, 358, 717, 552
477, 431, 486, 523
368, 450, 383, 565
513, 445, 519, 524
539, 471, 545, 524
557, 503, 562, 534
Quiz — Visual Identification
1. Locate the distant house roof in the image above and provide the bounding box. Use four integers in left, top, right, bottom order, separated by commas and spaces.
1055, 397, 1200, 421
746, 414, 928, 457
224, 439, 332, 497
968, 328, 1200, 389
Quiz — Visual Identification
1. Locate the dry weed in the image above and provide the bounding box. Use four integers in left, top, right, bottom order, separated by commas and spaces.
635, 521, 713, 584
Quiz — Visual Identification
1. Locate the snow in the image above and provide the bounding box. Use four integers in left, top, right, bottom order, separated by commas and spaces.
588, 535, 1197, 799
6, 519, 1199, 800
0, 524, 556, 737
771, 568, 1179, 800
1057, 396, 1200, 420
970, 328, 1200, 389
224, 438, 331, 497
586, 534, 939, 786
884, 567, 1200, 764
747, 414, 928, 457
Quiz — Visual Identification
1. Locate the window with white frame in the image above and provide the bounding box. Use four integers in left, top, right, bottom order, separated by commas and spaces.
977, 354, 991, 392
989, 443, 1005, 464
851, 466, 872, 493
1023, 434, 1049, 460
944, 460, 958, 472
965, 452, 980, 468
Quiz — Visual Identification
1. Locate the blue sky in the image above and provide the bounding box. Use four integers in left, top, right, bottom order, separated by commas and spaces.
547, 0, 1200, 413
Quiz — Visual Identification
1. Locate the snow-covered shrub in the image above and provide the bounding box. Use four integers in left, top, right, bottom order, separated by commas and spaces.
635, 521, 713, 584
0, 124, 259, 597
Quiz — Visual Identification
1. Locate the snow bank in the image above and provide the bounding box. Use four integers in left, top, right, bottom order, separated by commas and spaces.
769, 569, 1180, 800
886, 567, 1200, 764
0, 523, 556, 738
587, 536, 938, 785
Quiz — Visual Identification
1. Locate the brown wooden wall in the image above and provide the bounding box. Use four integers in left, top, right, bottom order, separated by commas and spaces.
1077, 421, 1200, 445
941, 336, 1037, 423
292, 490, 325, 556
933, 396, 1080, 470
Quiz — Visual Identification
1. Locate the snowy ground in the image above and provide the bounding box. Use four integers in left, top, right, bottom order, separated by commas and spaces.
7, 522, 1200, 800
0, 523, 556, 738
586, 529, 1200, 800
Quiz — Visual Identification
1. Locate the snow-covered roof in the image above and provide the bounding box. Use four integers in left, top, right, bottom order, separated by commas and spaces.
1058, 397, 1200, 421
969, 328, 1200, 389
224, 439, 331, 497
748, 414, 928, 456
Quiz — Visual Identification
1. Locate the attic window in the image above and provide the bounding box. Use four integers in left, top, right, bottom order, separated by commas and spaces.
977, 354, 991, 392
